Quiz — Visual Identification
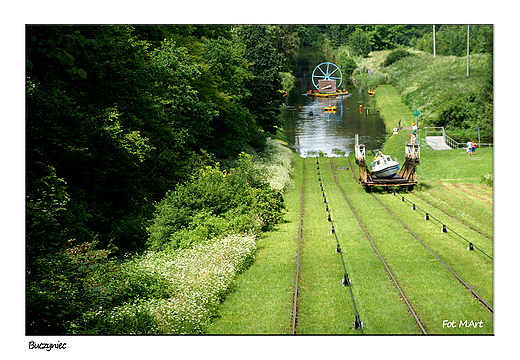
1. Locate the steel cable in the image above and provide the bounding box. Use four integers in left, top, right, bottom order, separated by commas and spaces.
318, 158, 363, 333
330, 158, 426, 334
371, 191, 493, 313
411, 191, 493, 240
392, 189, 493, 261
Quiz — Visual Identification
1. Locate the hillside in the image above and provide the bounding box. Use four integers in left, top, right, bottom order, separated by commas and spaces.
353, 49, 492, 143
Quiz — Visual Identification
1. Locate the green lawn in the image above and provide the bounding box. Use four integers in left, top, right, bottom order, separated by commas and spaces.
206, 148, 493, 334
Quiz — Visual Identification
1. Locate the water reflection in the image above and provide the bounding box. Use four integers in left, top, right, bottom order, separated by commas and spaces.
283, 52, 387, 157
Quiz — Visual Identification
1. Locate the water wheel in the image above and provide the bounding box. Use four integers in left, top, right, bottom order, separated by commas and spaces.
312, 62, 343, 89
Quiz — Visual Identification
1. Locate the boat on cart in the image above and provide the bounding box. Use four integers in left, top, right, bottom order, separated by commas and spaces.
370, 151, 399, 178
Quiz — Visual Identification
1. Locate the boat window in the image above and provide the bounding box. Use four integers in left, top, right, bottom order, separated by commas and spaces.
386, 157, 391, 161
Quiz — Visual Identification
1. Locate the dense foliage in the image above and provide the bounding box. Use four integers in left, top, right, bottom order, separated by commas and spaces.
413, 25, 493, 57
26, 24, 493, 334
147, 144, 292, 252
383, 49, 412, 67
26, 25, 288, 259
26, 25, 292, 334
27, 138, 293, 335
348, 28, 372, 57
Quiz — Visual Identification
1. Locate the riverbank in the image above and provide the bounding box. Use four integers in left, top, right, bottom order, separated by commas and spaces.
352, 49, 492, 143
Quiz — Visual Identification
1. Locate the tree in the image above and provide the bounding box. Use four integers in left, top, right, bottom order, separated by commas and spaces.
272, 25, 301, 71
336, 52, 358, 84
201, 36, 264, 156
349, 28, 372, 57
237, 25, 284, 134
330, 25, 349, 48
26, 25, 215, 257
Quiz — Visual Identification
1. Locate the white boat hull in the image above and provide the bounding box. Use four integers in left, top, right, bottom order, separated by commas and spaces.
372, 164, 399, 178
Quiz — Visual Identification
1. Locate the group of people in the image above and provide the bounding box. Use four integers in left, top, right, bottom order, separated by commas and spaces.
403, 119, 477, 155
466, 140, 477, 155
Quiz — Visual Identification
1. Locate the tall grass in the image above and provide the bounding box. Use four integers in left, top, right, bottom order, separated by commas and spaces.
356, 49, 492, 142
388, 53, 490, 125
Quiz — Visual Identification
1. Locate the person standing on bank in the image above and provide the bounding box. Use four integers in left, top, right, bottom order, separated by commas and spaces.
471, 140, 477, 155
411, 122, 418, 144
466, 140, 472, 156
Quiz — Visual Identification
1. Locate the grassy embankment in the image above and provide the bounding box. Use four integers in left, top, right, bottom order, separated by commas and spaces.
354, 49, 492, 143
333, 155, 493, 334
209, 149, 493, 334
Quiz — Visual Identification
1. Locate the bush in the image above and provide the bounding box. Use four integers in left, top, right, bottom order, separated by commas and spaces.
146, 166, 257, 251
336, 52, 358, 83
147, 140, 293, 251
26, 240, 114, 334
383, 49, 411, 67
480, 174, 493, 187
349, 29, 371, 57
76, 233, 257, 334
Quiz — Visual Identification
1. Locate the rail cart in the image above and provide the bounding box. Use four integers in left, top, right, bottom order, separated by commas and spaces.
355, 140, 420, 192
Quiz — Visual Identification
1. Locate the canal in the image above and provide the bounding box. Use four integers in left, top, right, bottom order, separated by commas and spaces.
282, 51, 387, 157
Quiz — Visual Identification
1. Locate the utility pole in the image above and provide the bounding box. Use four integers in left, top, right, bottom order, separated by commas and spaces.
467, 25, 470, 77
433, 25, 436, 57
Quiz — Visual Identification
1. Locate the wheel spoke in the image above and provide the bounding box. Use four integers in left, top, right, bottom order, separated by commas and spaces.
312, 62, 343, 89
329, 67, 339, 76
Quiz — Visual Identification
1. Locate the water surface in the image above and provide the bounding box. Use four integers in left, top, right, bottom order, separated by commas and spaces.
283, 52, 387, 157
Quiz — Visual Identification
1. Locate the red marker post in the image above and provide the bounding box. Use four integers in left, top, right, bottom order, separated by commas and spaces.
359, 105, 362, 114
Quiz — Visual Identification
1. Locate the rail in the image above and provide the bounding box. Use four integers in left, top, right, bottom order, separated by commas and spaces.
291, 159, 305, 334
337, 158, 427, 334
375, 189, 493, 313
424, 127, 493, 149
323, 158, 363, 333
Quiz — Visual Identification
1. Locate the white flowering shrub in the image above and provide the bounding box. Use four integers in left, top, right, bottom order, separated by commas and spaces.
235, 139, 294, 193
77, 141, 293, 334
80, 233, 256, 334
256, 140, 294, 193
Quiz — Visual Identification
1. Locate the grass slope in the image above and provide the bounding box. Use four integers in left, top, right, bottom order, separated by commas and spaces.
333, 155, 493, 334
355, 49, 492, 142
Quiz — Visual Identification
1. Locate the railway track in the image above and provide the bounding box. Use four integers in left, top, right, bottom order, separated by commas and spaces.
341, 157, 493, 315
410, 191, 493, 241
291, 156, 492, 334
347, 157, 492, 246
291, 159, 305, 334
369, 191, 493, 313
292, 158, 363, 334
330, 158, 427, 334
